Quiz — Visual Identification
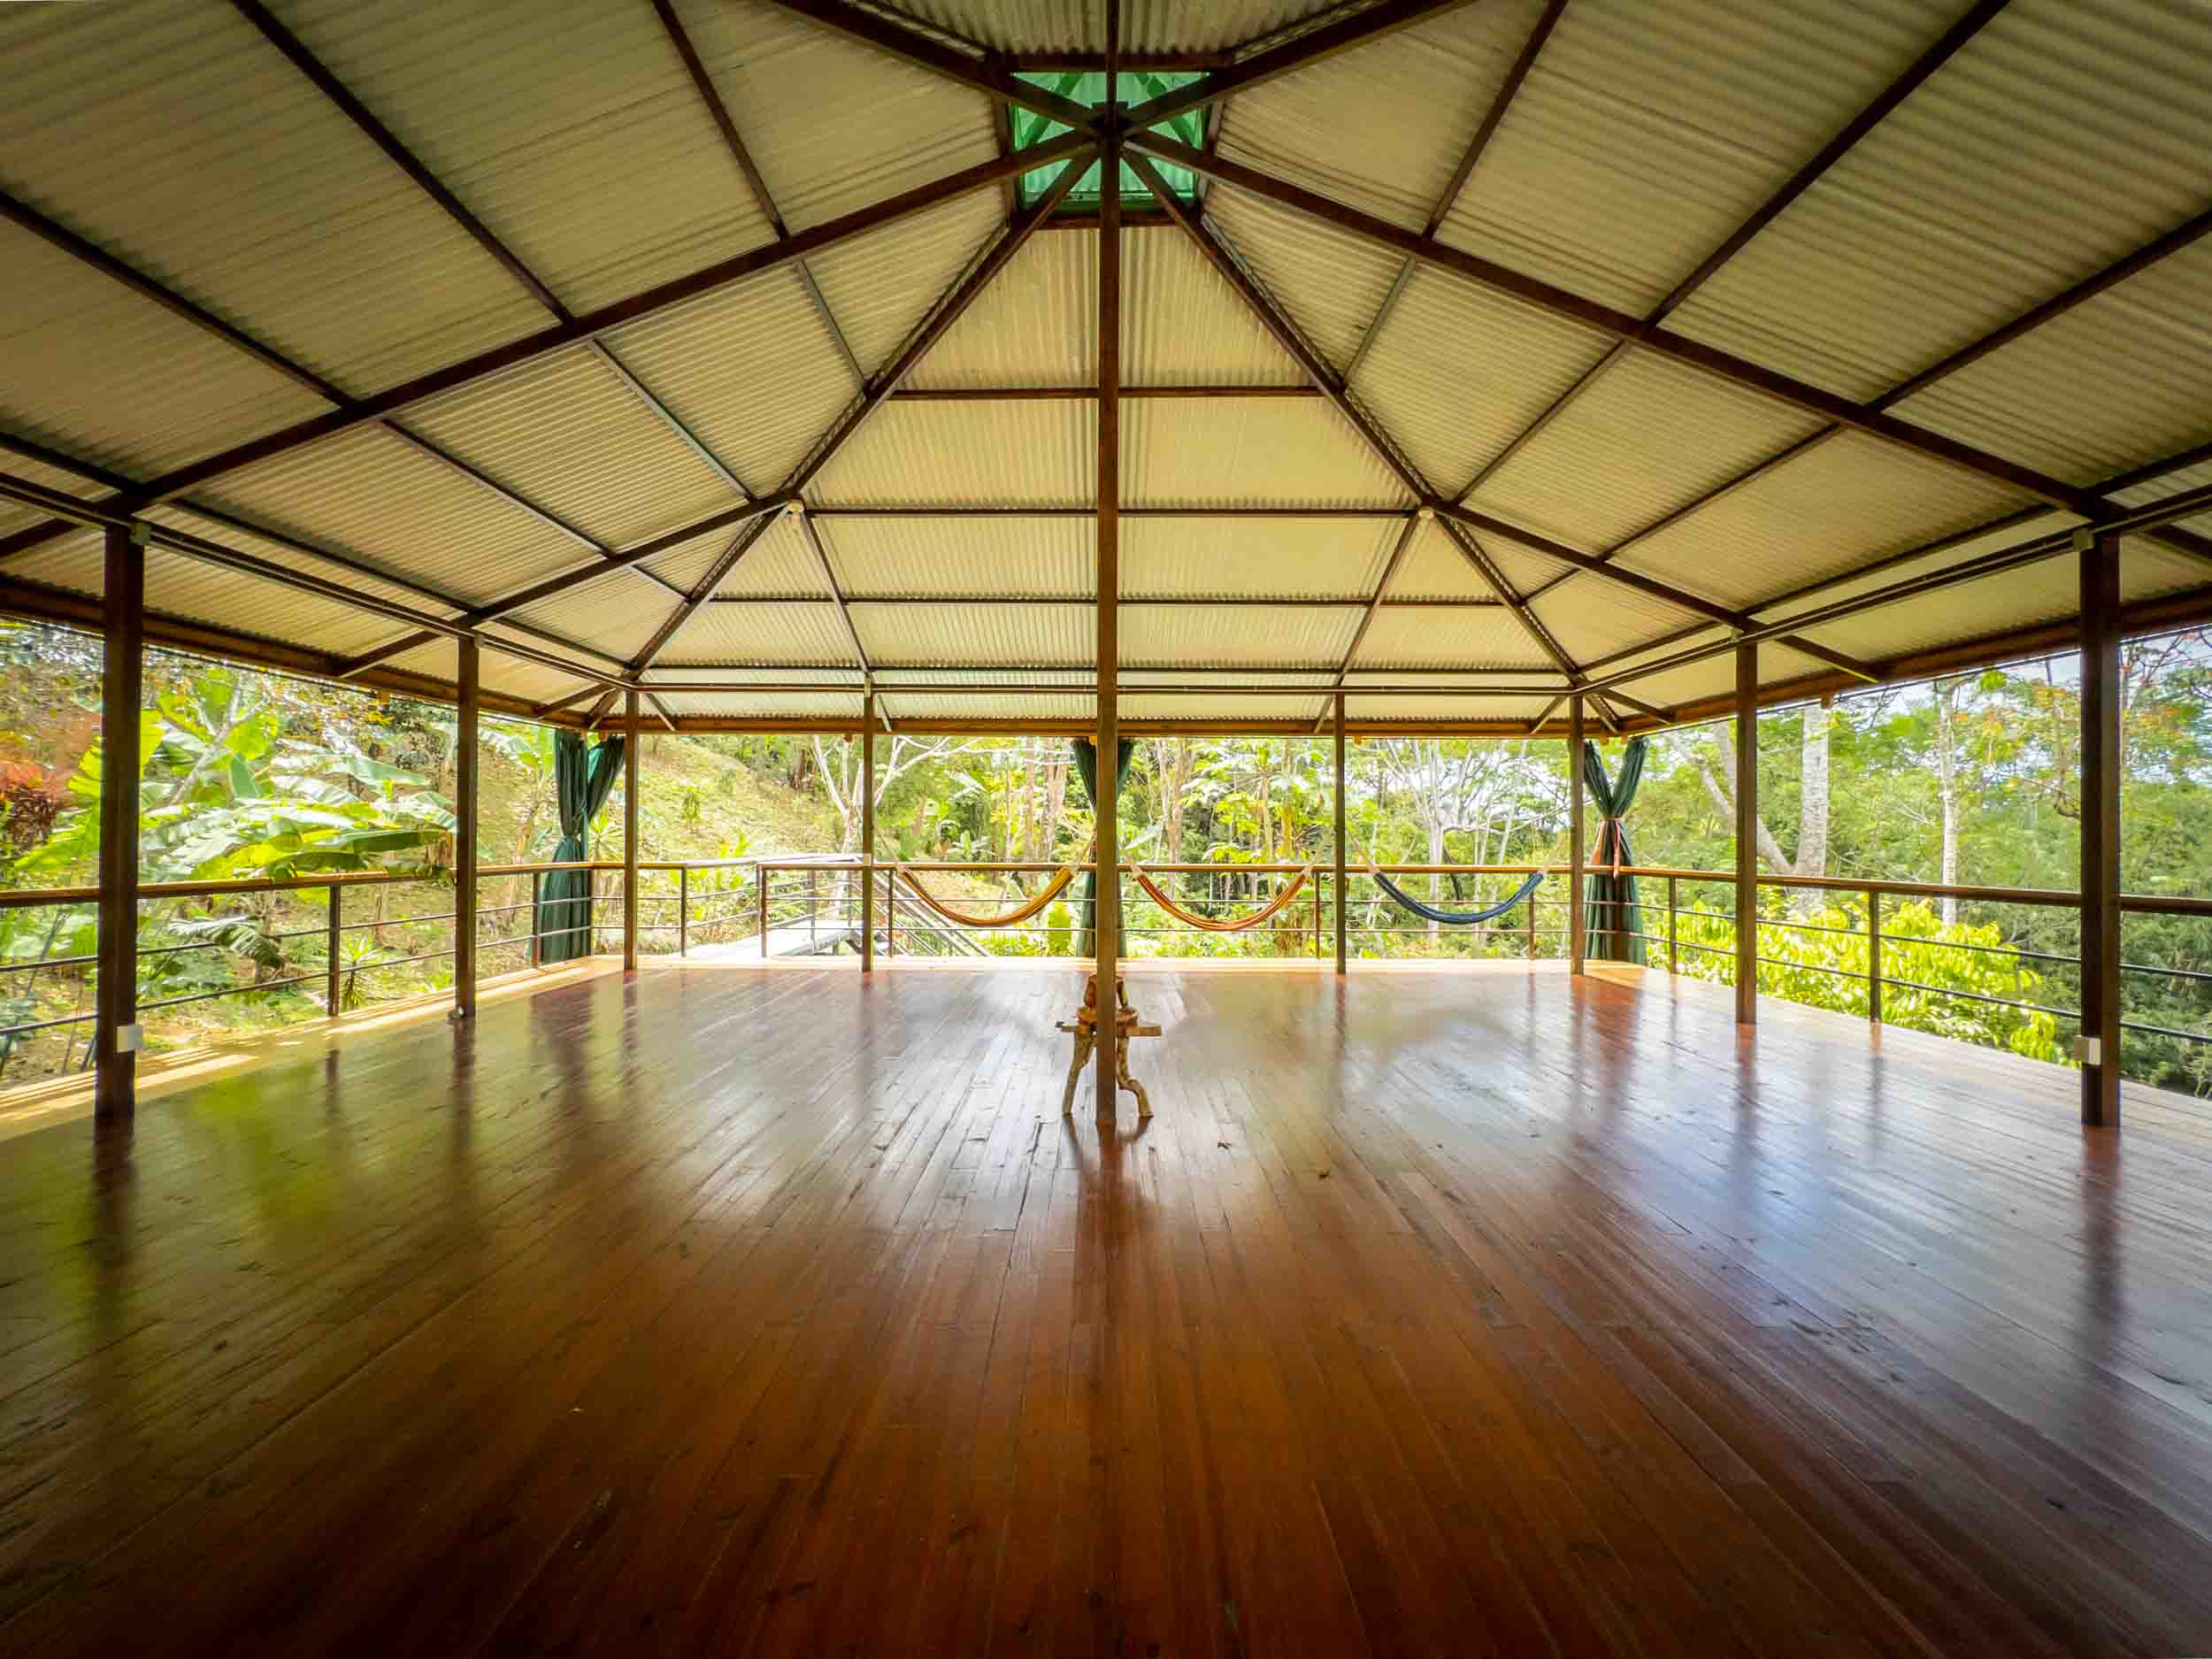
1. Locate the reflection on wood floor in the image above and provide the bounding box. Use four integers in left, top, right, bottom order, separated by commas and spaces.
3, 962, 2209, 1657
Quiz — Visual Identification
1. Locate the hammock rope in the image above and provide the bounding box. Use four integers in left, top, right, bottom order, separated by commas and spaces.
895, 863, 1078, 929
1130, 864, 1314, 933
1363, 864, 1546, 927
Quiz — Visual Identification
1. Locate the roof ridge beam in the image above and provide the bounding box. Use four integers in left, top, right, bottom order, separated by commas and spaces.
0, 132, 1090, 565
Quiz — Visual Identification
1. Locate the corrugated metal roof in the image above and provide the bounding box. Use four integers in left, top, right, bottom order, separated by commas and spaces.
1120, 604, 1357, 668
0, 217, 331, 480
1616, 432, 2042, 611
1609, 641, 1834, 713
1120, 692, 1332, 724
0, 0, 551, 397
1348, 267, 1613, 494
496, 576, 684, 668
0, 452, 101, 541
1341, 693, 1555, 724
1125, 397, 1409, 507
1122, 515, 1396, 598
910, 228, 1310, 388
1206, 187, 1407, 372
1438, 0, 1962, 317
1219, 0, 1553, 231
403, 346, 741, 549
812, 400, 1093, 504
1348, 605, 1555, 671
822, 514, 1093, 597
643, 517, 825, 597
599, 270, 856, 495
1529, 571, 1705, 662
856, 602, 1094, 666
673, 0, 998, 231
805, 192, 1003, 379
652, 596, 856, 666
1127, 1, 1338, 55
883, 687, 1093, 722
890, 1, 1094, 55
377, 636, 586, 708
1471, 351, 1826, 552
1670, 0, 2212, 402
268, 0, 784, 316
195, 426, 583, 608
656, 689, 857, 718
1384, 519, 1522, 600
1886, 236, 2212, 489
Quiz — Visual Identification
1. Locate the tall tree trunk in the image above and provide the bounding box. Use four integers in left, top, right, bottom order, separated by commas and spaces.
1426, 819, 1445, 939
1934, 679, 1961, 925
1042, 760, 1067, 857
1789, 703, 1832, 917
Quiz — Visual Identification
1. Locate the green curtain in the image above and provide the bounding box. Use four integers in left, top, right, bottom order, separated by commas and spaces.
1071, 736, 1133, 960
535, 730, 626, 964
1583, 736, 1647, 964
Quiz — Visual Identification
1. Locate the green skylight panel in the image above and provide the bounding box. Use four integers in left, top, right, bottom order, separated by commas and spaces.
1010, 70, 1204, 211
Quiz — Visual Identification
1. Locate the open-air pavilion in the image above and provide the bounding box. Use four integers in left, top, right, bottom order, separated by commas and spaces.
4, 1, 2212, 1653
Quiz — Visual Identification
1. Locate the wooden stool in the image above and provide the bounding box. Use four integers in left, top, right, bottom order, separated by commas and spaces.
1057, 972, 1160, 1117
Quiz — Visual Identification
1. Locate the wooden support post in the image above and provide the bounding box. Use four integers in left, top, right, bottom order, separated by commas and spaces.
1734, 639, 1759, 1025
1667, 875, 1678, 973
528, 870, 541, 966
678, 865, 688, 957
622, 687, 640, 972
453, 636, 479, 1019
1333, 691, 1348, 974
1866, 887, 1882, 1024
758, 862, 770, 951
1094, 112, 1123, 1109
861, 691, 877, 972
95, 525, 143, 1123
1568, 695, 1586, 976
2079, 530, 2122, 1126
326, 884, 343, 1015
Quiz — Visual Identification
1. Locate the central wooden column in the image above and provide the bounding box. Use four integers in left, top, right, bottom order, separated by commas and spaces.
1568, 695, 1586, 976
453, 636, 479, 1019
2079, 530, 2122, 1125
1333, 691, 1348, 974
622, 687, 640, 972
1094, 88, 1122, 1108
1735, 640, 1759, 1025
861, 686, 876, 972
95, 525, 145, 1122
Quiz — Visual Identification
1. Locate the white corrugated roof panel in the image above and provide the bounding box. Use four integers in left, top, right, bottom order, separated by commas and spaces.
1218, 0, 1555, 231
1122, 515, 1396, 599
1348, 605, 1554, 672
1349, 267, 1614, 495
1125, 397, 1409, 507
403, 347, 741, 549
672, 0, 998, 231
195, 426, 582, 608
1885, 236, 2212, 490
0, 0, 550, 397
1530, 571, 1706, 662
1471, 351, 1827, 552
642, 517, 821, 597
1616, 432, 2044, 612
856, 602, 1093, 667
0, 218, 331, 482
599, 271, 856, 495
0, 451, 102, 541
806, 193, 1003, 380
822, 514, 1092, 598
1670, 0, 2212, 403
813, 400, 1093, 505
1438, 0, 1962, 318
1206, 187, 1409, 373
1386, 519, 1527, 600
377, 636, 587, 709
655, 689, 858, 719
1342, 693, 1555, 726
913, 227, 1311, 388
1121, 604, 1357, 668
656, 599, 856, 666
495, 576, 686, 668
268, 0, 781, 316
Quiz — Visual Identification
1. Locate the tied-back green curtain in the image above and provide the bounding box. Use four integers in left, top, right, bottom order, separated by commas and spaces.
1583, 736, 1648, 964
535, 730, 626, 964
1071, 736, 1134, 960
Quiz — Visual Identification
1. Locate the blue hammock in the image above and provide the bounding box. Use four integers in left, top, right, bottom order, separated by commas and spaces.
1366, 864, 1546, 926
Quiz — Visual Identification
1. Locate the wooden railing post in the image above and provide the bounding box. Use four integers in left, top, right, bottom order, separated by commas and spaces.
1867, 887, 1883, 1025
621, 688, 639, 972
528, 870, 541, 967
887, 865, 897, 959
454, 636, 479, 1020
678, 865, 688, 957
326, 883, 343, 1016
95, 524, 145, 1123
757, 861, 770, 955
808, 867, 818, 944
1526, 876, 1538, 959
1668, 875, 1678, 973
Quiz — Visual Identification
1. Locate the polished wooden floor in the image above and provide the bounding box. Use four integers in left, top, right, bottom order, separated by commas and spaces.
4, 963, 2211, 1658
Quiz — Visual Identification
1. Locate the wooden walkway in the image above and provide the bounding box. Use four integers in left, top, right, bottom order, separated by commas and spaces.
3, 963, 2210, 1656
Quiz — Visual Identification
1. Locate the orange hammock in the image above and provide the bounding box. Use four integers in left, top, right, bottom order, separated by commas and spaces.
895, 863, 1079, 928
1129, 864, 1314, 933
